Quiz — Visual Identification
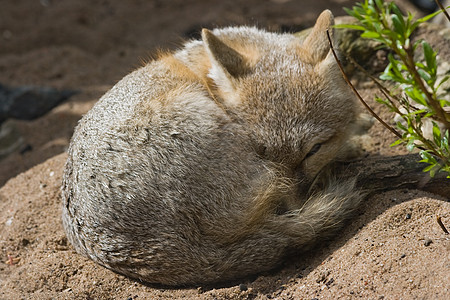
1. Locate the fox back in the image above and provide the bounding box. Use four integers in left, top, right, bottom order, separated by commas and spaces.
62, 10, 361, 286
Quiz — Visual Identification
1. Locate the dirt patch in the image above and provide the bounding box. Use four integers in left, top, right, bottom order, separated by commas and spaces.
1, 154, 448, 299
0, 0, 448, 299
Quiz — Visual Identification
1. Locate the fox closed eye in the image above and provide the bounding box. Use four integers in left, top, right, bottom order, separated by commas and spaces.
305, 143, 322, 159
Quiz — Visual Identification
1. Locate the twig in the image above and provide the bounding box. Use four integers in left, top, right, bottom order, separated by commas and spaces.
325, 30, 403, 139
436, 215, 449, 234
435, 0, 450, 23
5, 253, 20, 265
344, 55, 425, 115
345, 55, 399, 109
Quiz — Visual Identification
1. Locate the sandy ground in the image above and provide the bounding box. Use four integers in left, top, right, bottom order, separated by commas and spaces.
0, 0, 449, 299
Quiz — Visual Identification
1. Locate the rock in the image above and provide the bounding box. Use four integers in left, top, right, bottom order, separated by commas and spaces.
0, 83, 77, 160
0, 121, 24, 160
423, 239, 433, 246
0, 83, 77, 125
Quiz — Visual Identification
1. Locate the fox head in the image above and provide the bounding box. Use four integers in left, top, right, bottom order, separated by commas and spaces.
202, 10, 357, 184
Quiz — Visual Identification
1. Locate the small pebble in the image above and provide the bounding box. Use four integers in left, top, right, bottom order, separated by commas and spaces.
40, 0, 51, 7
20, 144, 33, 154
239, 283, 248, 292
400, 253, 406, 259
405, 213, 411, 219
5, 216, 13, 226
2, 30, 12, 40
424, 239, 432, 247
325, 278, 335, 286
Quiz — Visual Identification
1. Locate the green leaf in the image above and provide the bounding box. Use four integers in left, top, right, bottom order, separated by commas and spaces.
441, 135, 449, 161
440, 99, 450, 107
417, 69, 431, 83
343, 7, 355, 16
391, 3, 404, 20
404, 87, 427, 106
381, 55, 409, 83
406, 139, 416, 152
422, 163, 436, 172
374, 0, 384, 10
415, 61, 426, 70
407, 108, 428, 116
390, 139, 404, 147
432, 122, 442, 147
429, 164, 440, 177
361, 31, 382, 39
334, 24, 367, 31
391, 15, 405, 40
437, 75, 449, 89
381, 28, 399, 40
379, 71, 394, 81
422, 41, 437, 75
442, 130, 449, 152
416, 9, 443, 24
396, 121, 407, 132
419, 150, 433, 162
353, 6, 367, 18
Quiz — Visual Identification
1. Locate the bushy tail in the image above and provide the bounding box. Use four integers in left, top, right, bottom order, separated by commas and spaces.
274, 178, 362, 248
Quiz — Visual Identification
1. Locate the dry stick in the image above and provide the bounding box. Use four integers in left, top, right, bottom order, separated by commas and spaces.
325, 30, 402, 139
346, 56, 399, 109
435, 0, 450, 22
436, 216, 449, 234
344, 55, 423, 114
334, 153, 449, 197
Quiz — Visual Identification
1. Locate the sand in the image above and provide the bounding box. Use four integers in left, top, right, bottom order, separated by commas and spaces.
0, 0, 448, 299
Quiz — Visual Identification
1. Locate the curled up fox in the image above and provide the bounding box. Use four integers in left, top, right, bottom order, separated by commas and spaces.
62, 10, 364, 286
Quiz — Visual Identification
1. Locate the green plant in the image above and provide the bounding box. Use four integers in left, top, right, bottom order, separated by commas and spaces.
337, 0, 450, 177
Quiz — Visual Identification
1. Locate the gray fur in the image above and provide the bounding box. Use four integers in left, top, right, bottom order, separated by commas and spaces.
62, 10, 362, 286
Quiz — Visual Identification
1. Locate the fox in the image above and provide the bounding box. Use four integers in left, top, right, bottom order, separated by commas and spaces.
62, 10, 364, 286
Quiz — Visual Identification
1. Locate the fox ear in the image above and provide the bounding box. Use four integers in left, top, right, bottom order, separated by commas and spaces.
302, 10, 334, 63
202, 29, 250, 105
202, 28, 249, 78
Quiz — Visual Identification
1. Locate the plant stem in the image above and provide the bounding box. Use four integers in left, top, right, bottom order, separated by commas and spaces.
346, 55, 399, 110
435, 0, 450, 22
326, 30, 403, 139
401, 113, 444, 161
375, 0, 450, 128
403, 46, 450, 129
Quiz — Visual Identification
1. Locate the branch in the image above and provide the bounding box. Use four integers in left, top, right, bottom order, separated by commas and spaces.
334, 154, 449, 198
326, 30, 403, 139
435, 0, 450, 23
